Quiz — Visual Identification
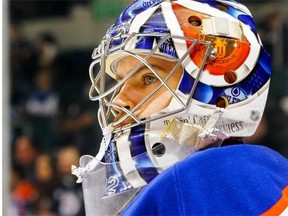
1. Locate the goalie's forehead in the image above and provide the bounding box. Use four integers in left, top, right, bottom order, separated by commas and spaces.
114, 55, 180, 78
106, 51, 179, 79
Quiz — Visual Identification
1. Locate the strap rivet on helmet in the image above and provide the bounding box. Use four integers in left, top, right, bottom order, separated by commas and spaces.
224, 70, 237, 84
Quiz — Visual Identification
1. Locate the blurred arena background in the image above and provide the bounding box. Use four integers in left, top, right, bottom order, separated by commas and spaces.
2, 0, 288, 215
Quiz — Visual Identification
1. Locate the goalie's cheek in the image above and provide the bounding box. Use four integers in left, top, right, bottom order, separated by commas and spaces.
137, 90, 173, 119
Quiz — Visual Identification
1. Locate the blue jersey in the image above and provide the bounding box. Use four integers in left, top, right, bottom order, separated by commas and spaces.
121, 144, 288, 215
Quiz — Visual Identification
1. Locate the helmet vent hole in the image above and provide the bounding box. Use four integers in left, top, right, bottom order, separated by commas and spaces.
188, 16, 202, 27
152, 143, 166, 157
216, 96, 229, 108
224, 70, 237, 84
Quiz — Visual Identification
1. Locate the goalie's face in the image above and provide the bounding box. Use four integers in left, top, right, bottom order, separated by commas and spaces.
112, 55, 183, 127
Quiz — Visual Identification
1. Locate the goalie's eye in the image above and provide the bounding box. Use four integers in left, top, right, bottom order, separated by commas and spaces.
144, 75, 157, 85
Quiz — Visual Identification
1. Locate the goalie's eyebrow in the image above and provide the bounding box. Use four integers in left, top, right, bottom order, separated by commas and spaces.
115, 64, 165, 81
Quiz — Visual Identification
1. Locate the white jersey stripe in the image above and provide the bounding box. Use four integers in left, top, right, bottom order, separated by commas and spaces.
280, 206, 288, 216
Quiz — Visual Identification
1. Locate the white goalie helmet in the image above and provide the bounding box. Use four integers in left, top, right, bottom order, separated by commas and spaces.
72, 0, 271, 215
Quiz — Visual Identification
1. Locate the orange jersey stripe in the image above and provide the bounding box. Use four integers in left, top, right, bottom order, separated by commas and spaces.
261, 186, 288, 216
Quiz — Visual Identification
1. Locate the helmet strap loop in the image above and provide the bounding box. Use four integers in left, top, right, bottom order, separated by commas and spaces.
162, 108, 229, 150
72, 125, 114, 183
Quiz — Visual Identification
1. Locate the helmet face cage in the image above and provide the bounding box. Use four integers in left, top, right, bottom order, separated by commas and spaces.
89, 32, 213, 132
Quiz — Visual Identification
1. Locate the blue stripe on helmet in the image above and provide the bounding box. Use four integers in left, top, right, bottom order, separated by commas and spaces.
129, 124, 160, 183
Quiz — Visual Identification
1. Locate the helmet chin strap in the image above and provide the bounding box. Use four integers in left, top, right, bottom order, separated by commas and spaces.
162, 107, 229, 150
72, 125, 114, 183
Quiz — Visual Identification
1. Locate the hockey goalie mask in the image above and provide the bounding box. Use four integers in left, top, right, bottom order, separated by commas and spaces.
73, 0, 271, 215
